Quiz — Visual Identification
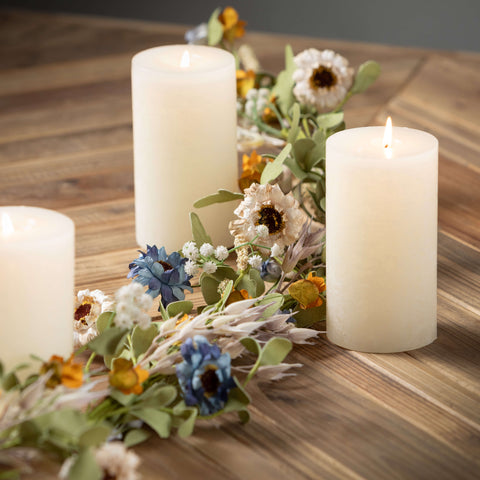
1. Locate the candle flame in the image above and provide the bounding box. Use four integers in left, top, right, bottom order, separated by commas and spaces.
383, 116, 393, 159
1, 213, 14, 236
180, 50, 190, 68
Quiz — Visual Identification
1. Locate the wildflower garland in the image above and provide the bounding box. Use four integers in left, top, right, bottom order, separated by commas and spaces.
0, 7, 380, 480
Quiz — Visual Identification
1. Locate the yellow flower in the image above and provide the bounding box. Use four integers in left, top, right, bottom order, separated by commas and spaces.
289, 272, 326, 309
238, 150, 271, 192
218, 7, 246, 43
236, 69, 256, 98
109, 358, 149, 395
41, 355, 83, 389
225, 288, 251, 306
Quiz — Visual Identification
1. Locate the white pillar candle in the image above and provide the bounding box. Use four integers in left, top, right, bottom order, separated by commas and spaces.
132, 45, 238, 251
326, 122, 438, 353
0, 206, 74, 371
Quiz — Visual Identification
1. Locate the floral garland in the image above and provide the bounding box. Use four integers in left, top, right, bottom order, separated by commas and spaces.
0, 7, 380, 480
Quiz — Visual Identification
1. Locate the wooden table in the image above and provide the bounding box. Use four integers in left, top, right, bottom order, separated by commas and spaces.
1, 9, 479, 480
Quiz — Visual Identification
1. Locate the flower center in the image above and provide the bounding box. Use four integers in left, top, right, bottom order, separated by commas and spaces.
74, 302, 92, 324
201, 366, 220, 396
310, 66, 337, 89
257, 205, 284, 235
157, 260, 173, 271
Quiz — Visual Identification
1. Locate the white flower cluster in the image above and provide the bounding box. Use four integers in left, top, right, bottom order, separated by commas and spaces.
245, 88, 270, 118
115, 282, 153, 330
182, 241, 230, 276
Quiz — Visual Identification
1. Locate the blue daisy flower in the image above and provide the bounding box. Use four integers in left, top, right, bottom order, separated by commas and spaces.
127, 245, 193, 308
176, 336, 236, 416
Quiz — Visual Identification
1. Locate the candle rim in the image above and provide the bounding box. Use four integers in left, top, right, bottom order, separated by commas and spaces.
132, 45, 235, 75
326, 126, 438, 160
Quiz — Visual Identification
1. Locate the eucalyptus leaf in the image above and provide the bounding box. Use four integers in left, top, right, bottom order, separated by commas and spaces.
68, 448, 102, 480
132, 408, 171, 438
231, 378, 251, 405
132, 324, 158, 359
255, 293, 284, 320
166, 300, 194, 318
237, 409, 250, 424
316, 111, 344, 130
237, 268, 265, 297
293, 138, 318, 171
319, 197, 326, 211
194, 189, 244, 208
351, 60, 381, 94
96, 312, 115, 334
190, 212, 212, 246
207, 8, 223, 46
87, 327, 128, 356
123, 429, 151, 447
240, 337, 261, 356
78, 426, 111, 449
177, 407, 198, 438
271, 44, 296, 115
260, 143, 292, 185
293, 303, 326, 328
284, 156, 308, 181
260, 338, 292, 366
200, 266, 237, 304
2, 372, 19, 391
142, 385, 177, 407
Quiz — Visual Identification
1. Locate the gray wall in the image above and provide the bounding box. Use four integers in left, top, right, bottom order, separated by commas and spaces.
2, 0, 480, 52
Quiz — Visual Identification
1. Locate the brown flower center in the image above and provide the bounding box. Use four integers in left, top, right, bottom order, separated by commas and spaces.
257, 205, 284, 235
201, 367, 220, 396
157, 260, 173, 271
310, 66, 337, 89
74, 303, 92, 323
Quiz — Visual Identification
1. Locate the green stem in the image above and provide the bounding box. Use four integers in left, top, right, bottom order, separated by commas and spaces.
244, 355, 262, 387
84, 352, 96, 374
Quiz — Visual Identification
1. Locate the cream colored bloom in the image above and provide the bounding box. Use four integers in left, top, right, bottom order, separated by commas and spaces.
230, 183, 305, 251
292, 48, 353, 112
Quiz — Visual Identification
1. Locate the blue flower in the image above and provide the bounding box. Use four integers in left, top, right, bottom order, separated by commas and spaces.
176, 336, 236, 416
128, 245, 193, 308
260, 258, 282, 282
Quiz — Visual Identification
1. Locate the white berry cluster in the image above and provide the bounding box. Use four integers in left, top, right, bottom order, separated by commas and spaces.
245, 88, 271, 118
182, 241, 230, 276
114, 282, 153, 330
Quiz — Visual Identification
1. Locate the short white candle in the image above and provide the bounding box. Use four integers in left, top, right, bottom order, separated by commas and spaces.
0, 206, 74, 371
326, 121, 438, 353
132, 45, 238, 251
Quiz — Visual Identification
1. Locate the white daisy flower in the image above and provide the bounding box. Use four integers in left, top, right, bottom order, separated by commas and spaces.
271, 243, 284, 258
248, 254, 263, 270
230, 183, 305, 250
292, 48, 354, 112
182, 241, 199, 261
256, 224, 269, 239
199, 243, 215, 257
215, 245, 229, 261
203, 261, 218, 274
184, 259, 199, 276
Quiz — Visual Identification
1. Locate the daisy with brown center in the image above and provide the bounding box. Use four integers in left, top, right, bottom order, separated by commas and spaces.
230, 183, 305, 252
292, 48, 354, 112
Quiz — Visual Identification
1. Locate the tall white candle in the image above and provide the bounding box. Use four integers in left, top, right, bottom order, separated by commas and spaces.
132, 45, 238, 251
326, 122, 438, 353
0, 206, 74, 371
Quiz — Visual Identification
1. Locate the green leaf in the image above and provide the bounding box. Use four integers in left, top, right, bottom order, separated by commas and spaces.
294, 138, 322, 172
68, 448, 102, 480
271, 45, 296, 115
190, 212, 212, 246
177, 407, 198, 438
237, 409, 250, 424
200, 265, 237, 304
319, 197, 326, 211
87, 327, 128, 356
316, 111, 344, 130
240, 337, 261, 356
96, 311, 115, 334
231, 377, 251, 405
237, 268, 265, 298
166, 300, 194, 318
284, 156, 308, 181
141, 384, 177, 408
124, 428, 151, 447
287, 103, 301, 144
0, 469, 20, 479
351, 60, 381, 94
194, 189, 244, 208
207, 8, 223, 46
132, 408, 171, 438
293, 303, 326, 328
2, 372, 19, 391
260, 338, 292, 366
255, 293, 285, 320
78, 426, 111, 448
132, 324, 158, 359
260, 143, 292, 185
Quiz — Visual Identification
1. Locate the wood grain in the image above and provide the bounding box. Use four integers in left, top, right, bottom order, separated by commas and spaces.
0, 9, 478, 480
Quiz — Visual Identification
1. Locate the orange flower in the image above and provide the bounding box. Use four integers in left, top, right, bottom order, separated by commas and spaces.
109, 358, 149, 395
288, 273, 326, 309
236, 69, 256, 98
225, 288, 251, 306
238, 150, 272, 191
41, 355, 83, 389
218, 7, 246, 42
